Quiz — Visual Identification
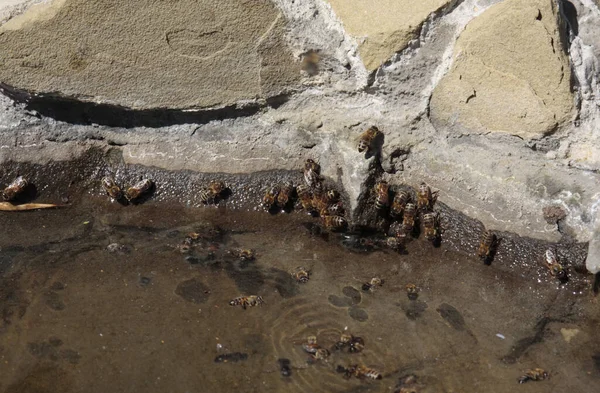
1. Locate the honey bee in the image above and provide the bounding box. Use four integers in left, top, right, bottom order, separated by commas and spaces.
335, 333, 364, 353
374, 181, 390, 210
313, 348, 330, 360
422, 212, 439, 242
544, 249, 566, 280
477, 230, 497, 262
322, 215, 347, 230
292, 266, 310, 283
303, 159, 321, 188
326, 201, 345, 216
262, 185, 280, 209
405, 283, 419, 300
2, 176, 28, 201
402, 203, 417, 233
124, 179, 153, 202
416, 182, 438, 212
518, 368, 548, 384
296, 184, 314, 212
312, 183, 329, 214
325, 190, 340, 203
390, 190, 410, 218
385, 236, 401, 250
276, 181, 294, 209
208, 180, 226, 197
228, 248, 256, 261
302, 336, 329, 360
101, 177, 122, 201
342, 364, 383, 380
357, 126, 380, 153
229, 295, 264, 310
362, 277, 384, 292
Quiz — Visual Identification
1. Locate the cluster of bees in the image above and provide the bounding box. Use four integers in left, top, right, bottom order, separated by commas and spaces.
2, 176, 28, 201
262, 159, 347, 230
101, 177, 153, 203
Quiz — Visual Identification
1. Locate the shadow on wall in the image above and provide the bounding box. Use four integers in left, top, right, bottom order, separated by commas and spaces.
0, 83, 289, 128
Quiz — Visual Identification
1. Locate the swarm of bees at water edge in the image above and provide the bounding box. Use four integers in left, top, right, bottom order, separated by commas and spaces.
229, 295, 264, 310
362, 277, 384, 292
2, 176, 28, 201
301, 335, 330, 361
199, 180, 228, 205
334, 333, 365, 353
544, 248, 567, 282
518, 368, 548, 384
125, 178, 153, 202
357, 126, 382, 155
477, 229, 498, 264
292, 266, 310, 283
337, 364, 382, 380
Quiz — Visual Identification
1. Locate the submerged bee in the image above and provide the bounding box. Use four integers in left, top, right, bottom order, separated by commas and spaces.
402, 203, 417, 233
262, 185, 280, 209
362, 277, 384, 292
518, 368, 548, 384
357, 126, 381, 154
228, 248, 256, 261
544, 249, 566, 280
422, 212, 439, 242
229, 295, 264, 310
391, 190, 410, 218
125, 179, 153, 202
406, 283, 419, 300
322, 215, 347, 230
416, 182, 437, 212
340, 364, 382, 380
101, 177, 122, 201
292, 266, 310, 283
296, 184, 314, 212
335, 333, 365, 353
374, 181, 390, 210
301, 336, 329, 360
276, 181, 294, 209
303, 159, 321, 188
2, 176, 28, 201
477, 230, 497, 262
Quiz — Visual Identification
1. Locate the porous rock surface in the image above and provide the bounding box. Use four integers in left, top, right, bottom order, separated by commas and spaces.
1, 0, 600, 251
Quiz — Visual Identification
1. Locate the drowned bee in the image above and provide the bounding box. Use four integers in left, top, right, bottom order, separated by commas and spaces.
229, 295, 264, 310
125, 179, 153, 202
362, 277, 384, 292
292, 266, 310, 283
338, 364, 382, 380
2, 176, 28, 201
518, 368, 548, 384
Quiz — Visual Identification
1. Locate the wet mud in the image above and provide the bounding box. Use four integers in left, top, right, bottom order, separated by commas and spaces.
0, 152, 599, 392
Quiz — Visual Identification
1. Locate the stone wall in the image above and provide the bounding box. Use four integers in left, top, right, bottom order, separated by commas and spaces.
1, 0, 600, 247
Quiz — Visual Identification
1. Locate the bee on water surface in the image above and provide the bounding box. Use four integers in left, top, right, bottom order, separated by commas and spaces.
518, 368, 548, 384
416, 182, 438, 212
374, 181, 390, 210
422, 212, 439, 242
208, 180, 226, 196
544, 249, 567, 281
229, 295, 264, 310
402, 203, 417, 233
405, 283, 419, 300
2, 176, 28, 201
101, 177, 122, 201
322, 215, 347, 231
391, 190, 410, 218
357, 126, 381, 154
125, 179, 153, 202
262, 185, 280, 210
301, 336, 330, 360
228, 248, 256, 262
335, 333, 365, 353
362, 277, 384, 292
339, 364, 382, 380
477, 230, 498, 263
292, 266, 310, 283
276, 181, 294, 210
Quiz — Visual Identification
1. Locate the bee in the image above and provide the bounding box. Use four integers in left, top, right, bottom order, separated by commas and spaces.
302, 335, 329, 360
390, 190, 410, 218
229, 295, 264, 310
422, 212, 439, 242
374, 181, 390, 210
326, 201, 345, 216
228, 248, 256, 261
208, 180, 226, 196
313, 348, 330, 360
276, 181, 294, 209
335, 333, 365, 353
262, 185, 280, 209
406, 283, 419, 300
518, 368, 548, 384
124, 179, 153, 202
342, 365, 382, 380
2, 176, 28, 201
362, 277, 384, 292
402, 203, 417, 233
544, 249, 567, 280
477, 230, 497, 262
292, 266, 310, 283
357, 126, 380, 153
416, 182, 437, 212
296, 184, 314, 212
312, 183, 329, 214
303, 159, 321, 188
325, 190, 340, 203
101, 177, 122, 201
385, 236, 402, 250
322, 215, 347, 230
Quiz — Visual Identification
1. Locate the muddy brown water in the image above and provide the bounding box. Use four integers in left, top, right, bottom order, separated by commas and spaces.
0, 153, 599, 393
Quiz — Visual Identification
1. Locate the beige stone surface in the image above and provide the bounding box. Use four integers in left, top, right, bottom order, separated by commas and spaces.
429, 0, 573, 138
326, 0, 453, 71
0, 0, 300, 110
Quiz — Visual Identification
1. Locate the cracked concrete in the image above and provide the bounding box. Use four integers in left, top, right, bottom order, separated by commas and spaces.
1, 0, 600, 251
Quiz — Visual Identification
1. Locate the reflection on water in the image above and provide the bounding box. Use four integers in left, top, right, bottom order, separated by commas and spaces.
0, 196, 599, 393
